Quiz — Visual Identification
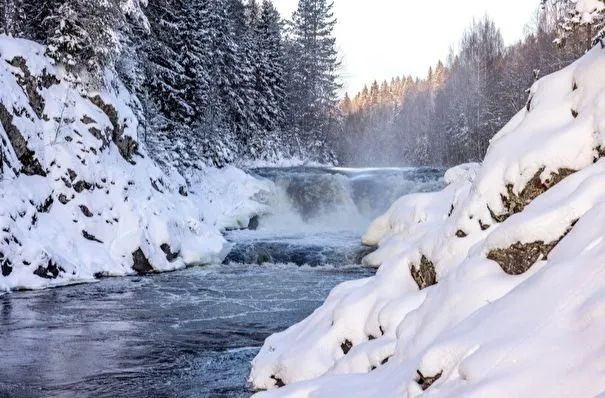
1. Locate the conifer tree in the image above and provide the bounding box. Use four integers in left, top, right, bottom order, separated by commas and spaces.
289, 0, 341, 140
254, 0, 286, 131
43, 0, 123, 76
1, 0, 28, 37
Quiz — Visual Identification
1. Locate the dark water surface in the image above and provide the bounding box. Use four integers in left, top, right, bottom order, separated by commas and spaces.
0, 167, 444, 398
0, 264, 372, 398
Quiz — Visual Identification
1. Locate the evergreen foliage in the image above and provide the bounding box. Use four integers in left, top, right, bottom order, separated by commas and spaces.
289, 0, 341, 152
1, 0, 342, 168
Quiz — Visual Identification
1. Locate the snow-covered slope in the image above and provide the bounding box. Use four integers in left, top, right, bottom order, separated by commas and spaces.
0, 36, 268, 291
249, 46, 605, 396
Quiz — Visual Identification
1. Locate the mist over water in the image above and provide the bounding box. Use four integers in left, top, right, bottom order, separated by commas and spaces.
225, 167, 444, 266
255, 167, 443, 230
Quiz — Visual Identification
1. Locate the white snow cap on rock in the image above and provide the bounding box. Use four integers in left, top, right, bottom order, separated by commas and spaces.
249, 45, 605, 396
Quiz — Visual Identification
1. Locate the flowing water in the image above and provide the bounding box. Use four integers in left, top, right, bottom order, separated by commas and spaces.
226, 167, 444, 266
0, 167, 443, 398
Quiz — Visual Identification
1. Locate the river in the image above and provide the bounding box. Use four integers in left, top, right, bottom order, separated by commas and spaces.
0, 167, 443, 398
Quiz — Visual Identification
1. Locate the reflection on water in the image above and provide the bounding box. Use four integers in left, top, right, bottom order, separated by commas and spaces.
0, 264, 372, 398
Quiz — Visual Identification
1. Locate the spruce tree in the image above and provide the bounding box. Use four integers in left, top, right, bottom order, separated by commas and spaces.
289, 0, 341, 141
43, 0, 123, 76
254, 0, 286, 131
1, 0, 28, 37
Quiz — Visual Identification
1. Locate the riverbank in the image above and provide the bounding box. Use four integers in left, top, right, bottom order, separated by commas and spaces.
249, 44, 605, 397
0, 36, 274, 292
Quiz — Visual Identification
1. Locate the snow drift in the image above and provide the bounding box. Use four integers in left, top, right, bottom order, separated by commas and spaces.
0, 36, 268, 291
249, 45, 605, 396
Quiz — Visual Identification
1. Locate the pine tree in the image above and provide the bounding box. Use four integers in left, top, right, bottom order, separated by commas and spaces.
254, 0, 286, 131
143, 0, 192, 127
121, 0, 149, 31
1, 0, 28, 37
1, 0, 8, 35
43, 0, 124, 76
289, 0, 341, 141
341, 92, 352, 114
367, 80, 379, 107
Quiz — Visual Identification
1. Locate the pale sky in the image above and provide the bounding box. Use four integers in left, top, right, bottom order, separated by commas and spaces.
273, 0, 542, 95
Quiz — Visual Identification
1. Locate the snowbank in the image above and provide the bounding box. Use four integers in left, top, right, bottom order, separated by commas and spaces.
249, 46, 605, 396
187, 165, 273, 231
0, 36, 265, 291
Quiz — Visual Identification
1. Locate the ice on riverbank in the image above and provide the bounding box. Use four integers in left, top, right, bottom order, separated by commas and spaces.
250, 45, 605, 396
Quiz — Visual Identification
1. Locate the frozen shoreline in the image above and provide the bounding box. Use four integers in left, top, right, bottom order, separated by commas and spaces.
249, 45, 605, 397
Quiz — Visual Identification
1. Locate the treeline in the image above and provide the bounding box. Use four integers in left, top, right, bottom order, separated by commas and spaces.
337, 2, 595, 167
0, 0, 341, 169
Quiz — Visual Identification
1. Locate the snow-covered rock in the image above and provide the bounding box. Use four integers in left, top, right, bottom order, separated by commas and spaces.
187, 165, 273, 231
0, 36, 267, 291
249, 46, 605, 396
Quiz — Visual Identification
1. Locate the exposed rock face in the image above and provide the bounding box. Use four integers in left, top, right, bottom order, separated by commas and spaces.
0, 37, 229, 292
487, 222, 577, 275
490, 168, 575, 223
340, 339, 353, 355
79, 205, 93, 217
132, 248, 154, 275
0, 253, 11, 277
89, 95, 138, 161
270, 375, 285, 388
487, 241, 557, 275
248, 215, 259, 230
33, 260, 64, 280
160, 243, 179, 262
7, 56, 56, 119
82, 230, 103, 243
416, 370, 443, 391
410, 255, 437, 289
0, 103, 45, 176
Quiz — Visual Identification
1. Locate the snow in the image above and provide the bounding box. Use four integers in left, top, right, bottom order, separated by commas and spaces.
572, 0, 605, 25
249, 46, 605, 396
187, 165, 273, 231
0, 36, 267, 291
235, 156, 329, 169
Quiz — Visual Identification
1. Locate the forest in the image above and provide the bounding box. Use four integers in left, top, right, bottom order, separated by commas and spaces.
1, 0, 604, 168
338, 1, 603, 166
0, 0, 341, 169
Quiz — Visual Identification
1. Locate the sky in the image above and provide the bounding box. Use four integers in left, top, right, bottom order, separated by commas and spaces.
273, 0, 542, 95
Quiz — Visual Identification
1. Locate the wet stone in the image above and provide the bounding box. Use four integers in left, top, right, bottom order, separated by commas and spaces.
160, 243, 179, 262
33, 259, 64, 279
132, 248, 154, 275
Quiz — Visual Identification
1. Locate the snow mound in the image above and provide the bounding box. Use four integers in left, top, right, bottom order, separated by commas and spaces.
0, 36, 249, 291
249, 46, 605, 396
187, 165, 274, 231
